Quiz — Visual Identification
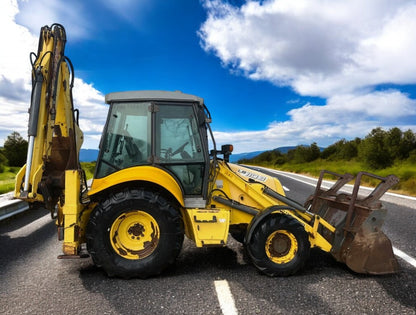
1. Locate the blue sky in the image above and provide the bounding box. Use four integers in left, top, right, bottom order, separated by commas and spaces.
1, 0, 416, 153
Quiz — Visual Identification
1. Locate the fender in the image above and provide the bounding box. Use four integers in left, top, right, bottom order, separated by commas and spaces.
245, 205, 335, 252
245, 205, 297, 244
88, 166, 185, 207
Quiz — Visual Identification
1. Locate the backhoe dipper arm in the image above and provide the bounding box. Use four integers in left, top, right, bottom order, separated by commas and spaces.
15, 24, 84, 211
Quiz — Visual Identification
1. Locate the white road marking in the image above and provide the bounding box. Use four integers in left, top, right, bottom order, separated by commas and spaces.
262, 169, 330, 189
393, 247, 416, 268
214, 280, 238, 315
283, 185, 290, 192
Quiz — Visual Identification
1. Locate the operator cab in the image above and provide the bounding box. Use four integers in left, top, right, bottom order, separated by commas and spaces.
94, 91, 210, 203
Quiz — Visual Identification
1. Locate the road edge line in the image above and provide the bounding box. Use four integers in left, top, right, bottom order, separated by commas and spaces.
393, 247, 416, 268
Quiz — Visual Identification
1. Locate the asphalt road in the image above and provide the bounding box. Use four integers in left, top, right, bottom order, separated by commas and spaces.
1, 169, 416, 314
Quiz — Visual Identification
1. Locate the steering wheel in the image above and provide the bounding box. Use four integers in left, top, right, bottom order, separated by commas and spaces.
172, 141, 189, 156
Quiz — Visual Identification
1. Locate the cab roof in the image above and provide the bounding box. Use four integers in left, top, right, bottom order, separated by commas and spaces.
105, 90, 204, 105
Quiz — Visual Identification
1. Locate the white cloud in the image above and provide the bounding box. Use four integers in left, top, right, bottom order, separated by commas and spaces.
72, 78, 106, 149
2, 0, 416, 157
100, 0, 152, 24
199, 0, 416, 152
15, 0, 91, 40
200, 0, 416, 95
0, 1, 36, 81
214, 90, 416, 153
0, 0, 107, 149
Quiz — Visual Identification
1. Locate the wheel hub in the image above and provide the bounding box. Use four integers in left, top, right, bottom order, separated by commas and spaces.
110, 210, 160, 260
128, 223, 145, 240
270, 233, 291, 257
265, 230, 298, 264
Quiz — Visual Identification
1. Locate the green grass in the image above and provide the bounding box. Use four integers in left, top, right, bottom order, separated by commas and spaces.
249, 158, 416, 196
0, 167, 20, 194
81, 162, 96, 180
0, 163, 96, 195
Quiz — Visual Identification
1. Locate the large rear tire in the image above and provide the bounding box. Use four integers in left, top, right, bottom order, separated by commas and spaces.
86, 188, 183, 278
247, 214, 310, 276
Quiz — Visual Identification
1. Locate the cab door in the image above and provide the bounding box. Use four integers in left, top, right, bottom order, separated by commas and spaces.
154, 103, 209, 204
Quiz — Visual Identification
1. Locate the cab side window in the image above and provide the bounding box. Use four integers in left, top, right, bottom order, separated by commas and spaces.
96, 102, 151, 178
156, 105, 205, 195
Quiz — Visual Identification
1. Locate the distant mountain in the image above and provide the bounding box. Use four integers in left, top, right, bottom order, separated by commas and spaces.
230, 146, 326, 163
80, 149, 99, 162
230, 146, 299, 163
229, 150, 265, 163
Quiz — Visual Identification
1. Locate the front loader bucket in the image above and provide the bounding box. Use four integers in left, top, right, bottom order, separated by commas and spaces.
344, 223, 398, 274
306, 171, 399, 275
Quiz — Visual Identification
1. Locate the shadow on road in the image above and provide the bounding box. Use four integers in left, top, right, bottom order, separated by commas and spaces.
377, 264, 416, 310
3, 207, 414, 313
78, 236, 416, 314
78, 239, 357, 314
0, 208, 55, 273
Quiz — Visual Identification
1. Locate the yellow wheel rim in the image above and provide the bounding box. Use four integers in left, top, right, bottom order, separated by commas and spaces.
265, 230, 298, 264
110, 211, 160, 260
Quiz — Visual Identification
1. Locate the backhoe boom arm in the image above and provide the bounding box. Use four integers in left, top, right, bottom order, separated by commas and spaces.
15, 24, 84, 211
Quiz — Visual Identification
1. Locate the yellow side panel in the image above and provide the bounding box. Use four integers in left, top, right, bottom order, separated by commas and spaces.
208, 162, 282, 225
185, 209, 230, 247
230, 210, 253, 226
88, 166, 185, 207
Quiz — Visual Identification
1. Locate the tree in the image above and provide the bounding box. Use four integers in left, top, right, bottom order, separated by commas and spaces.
321, 143, 338, 160
237, 126, 413, 169
3, 132, 28, 167
399, 129, 416, 159
0, 150, 7, 172
385, 127, 402, 160
339, 140, 358, 160
273, 150, 287, 165
309, 142, 321, 161
358, 128, 393, 169
321, 138, 358, 161
289, 143, 320, 163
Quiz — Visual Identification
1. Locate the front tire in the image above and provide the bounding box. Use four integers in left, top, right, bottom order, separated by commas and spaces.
247, 214, 310, 276
86, 188, 183, 278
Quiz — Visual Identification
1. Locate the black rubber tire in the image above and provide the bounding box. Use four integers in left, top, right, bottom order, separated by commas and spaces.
247, 214, 310, 276
86, 188, 184, 279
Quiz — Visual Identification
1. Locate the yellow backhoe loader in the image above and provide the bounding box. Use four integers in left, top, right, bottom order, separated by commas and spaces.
14, 24, 399, 278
